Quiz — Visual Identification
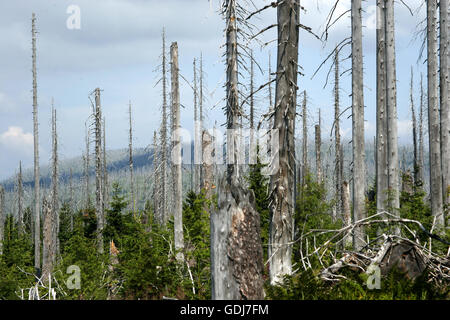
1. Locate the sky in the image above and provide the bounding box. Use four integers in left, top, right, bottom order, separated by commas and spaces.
0, 0, 429, 180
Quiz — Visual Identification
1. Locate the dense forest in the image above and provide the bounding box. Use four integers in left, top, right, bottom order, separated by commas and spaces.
0, 0, 449, 300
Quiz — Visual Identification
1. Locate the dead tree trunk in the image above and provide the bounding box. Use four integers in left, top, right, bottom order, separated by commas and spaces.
32, 13, 41, 273
84, 122, 90, 208
160, 30, 168, 224
193, 58, 201, 194
440, 0, 449, 214
301, 91, 307, 185
211, 0, 264, 299
427, 0, 445, 228
0, 186, 4, 255
249, 49, 256, 166
152, 131, 160, 218
334, 48, 342, 221
94, 88, 104, 254
69, 168, 73, 232
268, 0, 299, 285
51, 103, 59, 257
342, 181, 352, 247
410, 68, 419, 184
18, 161, 24, 235
315, 109, 322, 183
103, 117, 108, 209
128, 101, 135, 214
351, 0, 366, 250
376, 0, 388, 213
199, 54, 204, 189
42, 197, 55, 282
386, 0, 400, 218
170, 42, 184, 263
418, 73, 425, 185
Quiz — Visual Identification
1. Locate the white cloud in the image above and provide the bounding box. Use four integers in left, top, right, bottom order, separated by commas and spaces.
0, 126, 33, 154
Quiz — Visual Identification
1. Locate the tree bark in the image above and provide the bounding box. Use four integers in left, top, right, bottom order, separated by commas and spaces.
94, 88, 104, 254
301, 91, 307, 186
160, 29, 168, 224
18, 161, 24, 235
334, 48, 342, 221
427, 0, 445, 228
51, 103, 60, 257
170, 42, 184, 263
268, 0, 299, 284
440, 0, 450, 216
32, 13, 41, 274
42, 197, 55, 282
376, 0, 388, 213
351, 0, 366, 250
418, 73, 425, 185
386, 0, 400, 218
315, 110, 322, 184
410, 68, 419, 184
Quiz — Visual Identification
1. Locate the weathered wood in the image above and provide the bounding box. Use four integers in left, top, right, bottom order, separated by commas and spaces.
302, 91, 307, 185
51, 103, 60, 257
94, 88, 104, 254
170, 42, 184, 263
376, 0, 388, 213
342, 181, 351, 247
418, 73, 425, 185
351, 0, 366, 250
18, 161, 24, 234
315, 110, 322, 184
410, 68, 419, 184
268, 0, 299, 284
42, 197, 55, 282
334, 48, 342, 221
427, 0, 445, 228
160, 29, 169, 224
32, 12, 41, 273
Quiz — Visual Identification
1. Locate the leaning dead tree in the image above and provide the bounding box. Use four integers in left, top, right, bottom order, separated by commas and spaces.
32, 12, 41, 274
351, 0, 366, 250
210, 0, 264, 299
170, 42, 184, 263
440, 0, 449, 214
92, 88, 104, 254
427, 0, 444, 228
128, 101, 135, 214
376, 0, 388, 214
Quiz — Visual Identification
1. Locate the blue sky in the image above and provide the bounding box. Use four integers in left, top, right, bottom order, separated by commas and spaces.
0, 0, 428, 180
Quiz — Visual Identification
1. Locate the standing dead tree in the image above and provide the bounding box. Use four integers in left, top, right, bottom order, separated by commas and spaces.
18, 161, 24, 235
42, 197, 55, 283
170, 42, 184, 263
210, 0, 264, 299
103, 117, 108, 210
301, 91, 308, 186
51, 102, 59, 256
418, 73, 425, 185
427, 0, 444, 228
410, 68, 419, 184
69, 168, 73, 232
128, 101, 135, 215
0, 186, 4, 255
92, 88, 104, 254
152, 131, 161, 218
32, 13, 41, 274
376, 0, 388, 214
193, 58, 201, 194
315, 110, 322, 184
351, 0, 366, 250
334, 47, 343, 221
440, 0, 450, 216
84, 121, 91, 209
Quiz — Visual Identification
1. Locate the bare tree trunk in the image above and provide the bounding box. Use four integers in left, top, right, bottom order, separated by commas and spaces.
193, 58, 201, 194
315, 109, 322, 183
42, 197, 55, 282
0, 187, 4, 255
152, 131, 160, 218
249, 49, 256, 166
84, 122, 90, 208
69, 168, 73, 232
32, 13, 41, 274
199, 53, 204, 189
342, 181, 352, 247
170, 42, 184, 263
18, 161, 24, 235
427, 0, 445, 228
386, 0, 400, 219
94, 88, 104, 254
103, 117, 108, 209
128, 101, 135, 214
160, 29, 168, 224
334, 48, 342, 221
301, 91, 307, 185
440, 0, 450, 215
410, 68, 419, 184
376, 0, 388, 213
211, 0, 264, 299
268, 0, 299, 285
418, 73, 425, 185
51, 103, 60, 257
351, 0, 366, 250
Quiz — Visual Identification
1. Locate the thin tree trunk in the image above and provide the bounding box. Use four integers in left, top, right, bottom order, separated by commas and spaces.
351, 0, 366, 250
440, 0, 449, 214
51, 103, 59, 257
418, 73, 425, 185
376, 0, 388, 213
152, 131, 160, 217
0, 187, 4, 255
334, 48, 342, 221
193, 58, 201, 194
249, 49, 256, 165
128, 101, 135, 214
342, 181, 352, 247
42, 197, 55, 282
160, 29, 168, 224
427, 0, 444, 228
94, 88, 104, 254
32, 13, 41, 274
103, 117, 108, 209
410, 68, 419, 184
315, 109, 322, 183
302, 91, 307, 185
170, 42, 184, 263
84, 122, 90, 208
18, 161, 24, 235
69, 168, 73, 232
268, 0, 299, 284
